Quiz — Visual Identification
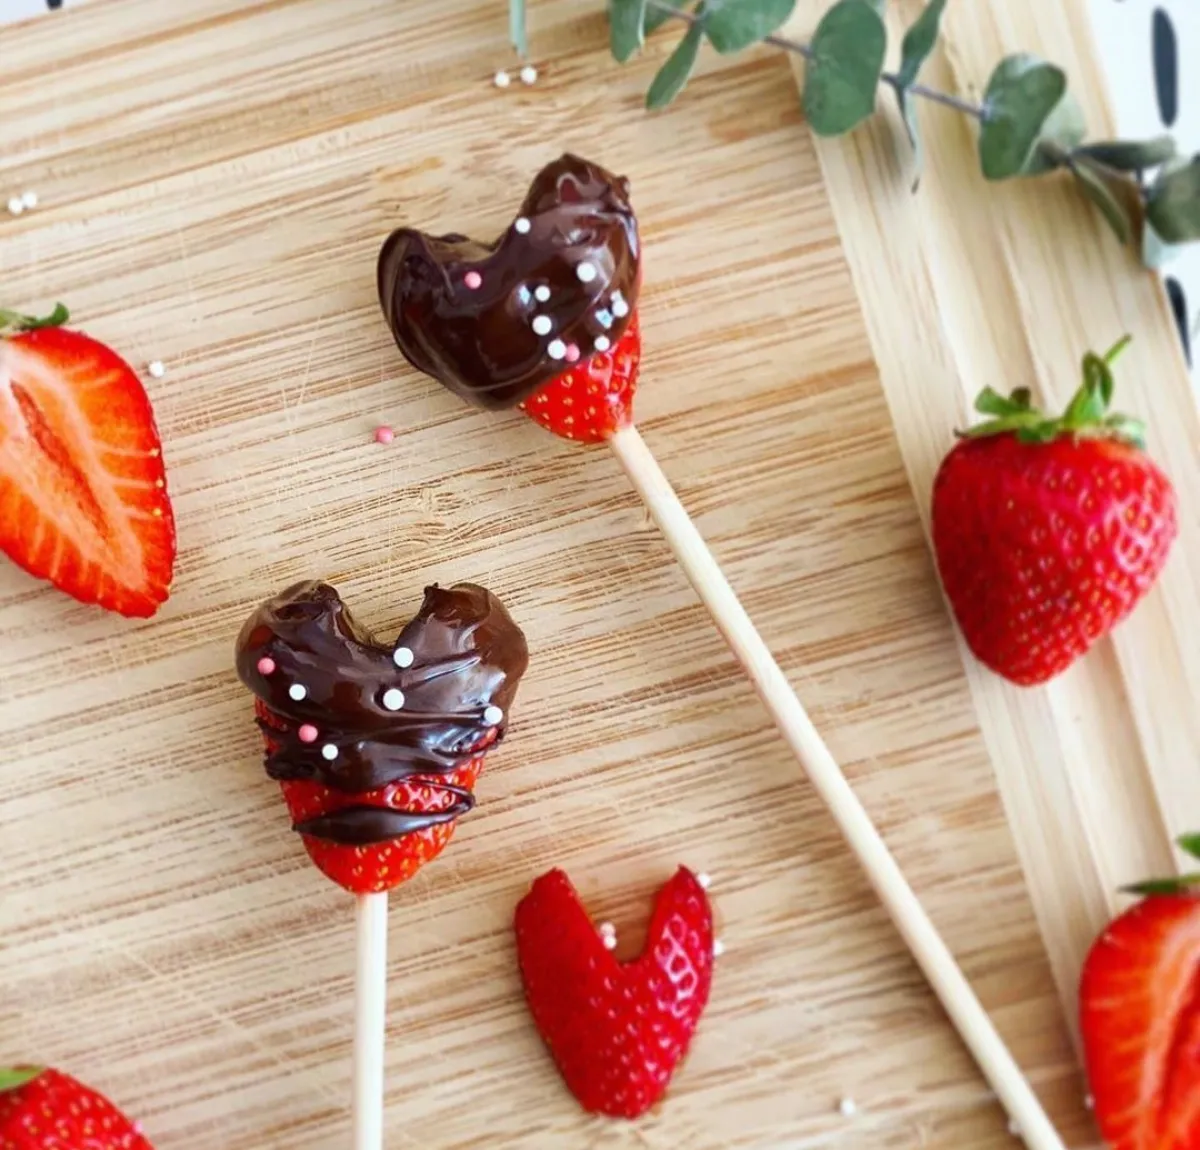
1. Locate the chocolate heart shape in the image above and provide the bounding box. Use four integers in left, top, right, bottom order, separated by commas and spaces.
235, 580, 528, 846
378, 153, 641, 410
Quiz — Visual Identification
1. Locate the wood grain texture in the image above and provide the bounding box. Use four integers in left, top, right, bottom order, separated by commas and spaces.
785, 0, 1200, 1056
0, 0, 1187, 1146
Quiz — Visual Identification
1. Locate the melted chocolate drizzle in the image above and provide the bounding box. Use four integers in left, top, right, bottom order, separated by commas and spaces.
378, 153, 641, 410
235, 581, 528, 846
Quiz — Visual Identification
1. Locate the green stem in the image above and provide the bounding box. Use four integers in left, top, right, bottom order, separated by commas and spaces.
644, 0, 987, 121
0, 302, 69, 336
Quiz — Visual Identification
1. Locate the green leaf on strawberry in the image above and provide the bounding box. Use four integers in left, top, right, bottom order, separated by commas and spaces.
0, 1068, 43, 1094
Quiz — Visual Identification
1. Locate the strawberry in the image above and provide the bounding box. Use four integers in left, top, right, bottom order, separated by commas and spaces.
514, 866, 714, 1119
1080, 835, 1200, 1150
0, 304, 175, 617
257, 700, 498, 895
931, 337, 1177, 686
0, 1066, 154, 1149
519, 312, 641, 444
237, 581, 528, 896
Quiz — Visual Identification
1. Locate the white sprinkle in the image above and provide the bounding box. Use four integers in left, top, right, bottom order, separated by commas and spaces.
696, 872, 711, 889
547, 339, 566, 360
493, 70, 511, 88
520, 64, 538, 85
611, 295, 630, 318
7, 197, 24, 216
321, 744, 339, 761
393, 646, 414, 668
712, 939, 726, 958
593, 335, 611, 353
514, 217, 532, 234
288, 684, 307, 702
602, 933, 617, 950
534, 285, 551, 303
20, 190, 38, 210
575, 262, 598, 284
382, 688, 405, 711
147, 360, 166, 379
838, 1097, 858, 1118
532, 315, 553, 336
484, 704, 504, 726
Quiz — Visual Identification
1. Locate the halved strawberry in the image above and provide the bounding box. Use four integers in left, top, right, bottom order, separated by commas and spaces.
519, 312, 641, 444
1080, 837, 1200, 1149
0, 305, 175, 617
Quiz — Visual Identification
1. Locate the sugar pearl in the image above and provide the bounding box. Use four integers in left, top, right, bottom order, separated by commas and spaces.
547, 339, 566, 360
374, 426, 395, 445
298, 724, 319, 744
514, 217, 532, 234
712, 939, 726, 958
838, 1097, 858, 1118
493, 70, 511, 88
484, 705, 504, 726
382, 688, 405, 711
534, 285, 551, 303
148, 360, 166, 379
520, 64, 538, 85
532, 315, 553, 336
393, 646, 415, 668
464, 270, 482, 290
593, 335, 611, 353
7, 197, 24, 216
20, 191, 38, 210
575, 262, 598, 284
321, 744, 338, 761
288, 684, 308, 702
256, 657, 277, 676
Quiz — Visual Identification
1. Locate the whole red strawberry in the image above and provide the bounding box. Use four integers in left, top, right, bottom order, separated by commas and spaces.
514, 866, 714, 1119
519, 311, 641, 443
0, 304, 175, 617
1080, 835, 1200, 1150
931, 337, 1177, 686
0, 1067, 153, 1149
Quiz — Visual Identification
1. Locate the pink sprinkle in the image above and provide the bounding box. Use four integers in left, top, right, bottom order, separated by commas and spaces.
298, 724, 319, 744
564, 343, 581, 363
257, 657, 276, 675
464, 270, 483, 290
374, 426, 395, 445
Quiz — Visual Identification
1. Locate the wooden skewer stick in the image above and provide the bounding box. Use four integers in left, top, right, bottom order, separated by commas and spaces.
608, 424, 1065, 1150
353, 892, 389, 1150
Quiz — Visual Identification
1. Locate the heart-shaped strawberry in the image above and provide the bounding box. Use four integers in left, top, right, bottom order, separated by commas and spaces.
514, 867, 714, 1119
236, 580, 528, 894
378, 154, 641, 414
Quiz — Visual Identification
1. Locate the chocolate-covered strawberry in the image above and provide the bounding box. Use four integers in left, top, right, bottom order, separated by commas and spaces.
236, 580, 528, 894
378, 153, 643, 441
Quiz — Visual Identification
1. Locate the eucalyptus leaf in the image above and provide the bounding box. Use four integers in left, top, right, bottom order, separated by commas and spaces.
1022, 93, 1086, 176
645, 0, 688, 33
704, 0, 796, 54
1141, 221, 1184, 268
1146, 157, 1200, 243
1076, 136, 1177, 172
1070, 156, 1133, 244
647, 18, 704, 109
897, 0, 948, 89
803, 0, 887, 137
610, 0, 650, 61
509, 0, 528, 57
978, 54, 1071, 179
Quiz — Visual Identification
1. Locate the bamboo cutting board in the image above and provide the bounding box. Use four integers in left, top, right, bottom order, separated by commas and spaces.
1, 1, 1197, 1148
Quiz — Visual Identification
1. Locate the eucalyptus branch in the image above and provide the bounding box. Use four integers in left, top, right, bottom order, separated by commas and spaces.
509, 0, 1200, 267
647, 0, 985, 119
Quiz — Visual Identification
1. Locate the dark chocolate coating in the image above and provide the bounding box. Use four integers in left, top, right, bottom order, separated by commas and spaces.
378, 153, 641, 410
235, 581, 528, 846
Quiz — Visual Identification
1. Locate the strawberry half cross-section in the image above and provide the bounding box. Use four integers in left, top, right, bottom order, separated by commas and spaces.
0, 304, 175, 617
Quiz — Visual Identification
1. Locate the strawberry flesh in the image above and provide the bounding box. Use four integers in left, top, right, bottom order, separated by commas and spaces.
1081, 893, 1200, 1149
0, 326, 175, 617
515, 866, 713, 1119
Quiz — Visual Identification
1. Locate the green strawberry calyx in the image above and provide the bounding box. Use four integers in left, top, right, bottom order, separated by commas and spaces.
0, 1067, 45, 1094
961, 335, 1147, 450
0, 303, 69, 339
1122, 832, 1200, 897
